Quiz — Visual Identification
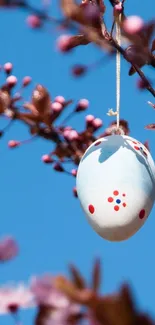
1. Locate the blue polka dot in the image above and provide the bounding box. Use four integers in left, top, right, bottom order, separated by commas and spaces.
116, 199, 121, 204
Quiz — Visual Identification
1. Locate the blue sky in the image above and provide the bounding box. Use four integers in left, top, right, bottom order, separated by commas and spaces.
1, 0, 155, 324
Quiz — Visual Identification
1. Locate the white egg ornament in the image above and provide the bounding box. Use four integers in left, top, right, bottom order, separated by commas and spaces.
76, 135, 155, 241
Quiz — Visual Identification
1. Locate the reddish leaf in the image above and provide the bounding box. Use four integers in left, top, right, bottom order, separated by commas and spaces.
144, 140, 150, 152
35, 306, 53, 325
145, 124, 155, 130
135, 313, 154, 325
63, 99, 73, 107
143, 21, 155, 47
92, 258, 101, 292
68, 312, 86, 324
94, 284, 137, 325
69, 264, 86, 289
151, 39, 155, 52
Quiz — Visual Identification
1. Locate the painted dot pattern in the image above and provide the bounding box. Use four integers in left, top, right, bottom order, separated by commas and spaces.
89, 192, 146, 220
108, 197, 113, 203
88, 204, 95, 214
129, 140, 148, 157
113, 190, 119, 196
114, 205, 119, 211
134, 146, 140, 151
94, 141, 102, 146
108, 191, 127, 211
139, 209, 145, 219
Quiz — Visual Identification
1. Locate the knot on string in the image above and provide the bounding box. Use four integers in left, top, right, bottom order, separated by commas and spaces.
111, 125, 125, 135
107, 109, 117, 116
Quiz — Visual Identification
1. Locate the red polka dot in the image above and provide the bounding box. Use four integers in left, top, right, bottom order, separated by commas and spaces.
94, 141, 101, 146
134, 146, 140, 150
132, 141, 137, 144
88, 205, 95, 214
143, 151, 147, 156
114, 205, 119, 211
113, 190, 119, 196
108, 197, 113, 203
122, 193, 126, 197
139, 209, 145, 219
123, 203, 126, 207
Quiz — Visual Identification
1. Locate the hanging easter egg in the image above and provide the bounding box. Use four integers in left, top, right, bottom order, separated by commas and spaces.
76, 135, 155, 241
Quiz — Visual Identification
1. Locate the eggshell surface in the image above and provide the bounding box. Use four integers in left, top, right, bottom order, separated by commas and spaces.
76, 135, 155, 241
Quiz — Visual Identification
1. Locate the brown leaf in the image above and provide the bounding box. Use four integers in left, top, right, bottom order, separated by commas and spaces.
63, 99, 74, 107
143, 140, 150, 152
32, 84, 51, 115
128, 66, 136, 76
143, 21, 155, 47
54, 275, 95, 305
60, 0, 112, 52
93, 284, 137, 325
151, 39, 155, 52
68, 312, 85, 324
23, 102, 39, 116
35, 306, 53, 325
97, 0, 106, 14
135, 313, 154, 325
145, 124, 155, 130
92, 258, 101, 292
108, 0, 120, 6
69, 264, 86, 289
0, 90, 11, 113
67, 34, 90, 49
17, 112, 42, 125
61, 0, 88, 26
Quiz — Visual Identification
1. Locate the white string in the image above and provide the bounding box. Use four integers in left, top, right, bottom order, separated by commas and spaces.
116, 14, 121, 129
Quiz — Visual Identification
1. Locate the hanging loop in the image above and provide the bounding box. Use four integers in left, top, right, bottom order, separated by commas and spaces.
116, 13, 121, 130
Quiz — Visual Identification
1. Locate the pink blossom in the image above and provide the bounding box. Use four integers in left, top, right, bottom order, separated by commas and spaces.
45, 307, 80, 325
41, 155, 53, 163
26, 15, 42, 29
85, 115, 94, 122
30, 275, 80, 325
63, 129, 72, 139
0, 236, 18, 262
71, 169, 77, 176
114, 3, 122, 15
76, 99, 89, 112
123, 16, 144, 34
8, 140, 20, 148
83, 2, 100, 24
0, 285, 34, 314
137, 78, 149, 90
30, 275, 79, 310
3, 62, 13, 74
53, 163, 64, 172
73, 187, 78, 197
51, 102, 63, 112
22, 76, 32, 87
6, 75, 17, 87
57, 35, 72, 52
54, 96, 65, 105
85, 114, 95, 127
64, 126, 72, 131
92, 118, 103, 129
72, 64, 87, 77
65, 130, 79, 141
